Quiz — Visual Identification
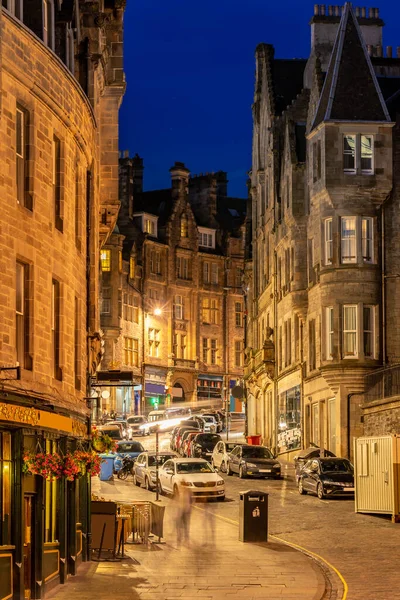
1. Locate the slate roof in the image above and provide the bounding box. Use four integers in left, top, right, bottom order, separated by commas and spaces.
312, 2, 391, 130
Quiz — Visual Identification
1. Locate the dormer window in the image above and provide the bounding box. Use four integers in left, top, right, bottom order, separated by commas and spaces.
134, 213, 158, 238
145, 218, 155, 235
343, 134, 373, 175
198, 227, 215, 249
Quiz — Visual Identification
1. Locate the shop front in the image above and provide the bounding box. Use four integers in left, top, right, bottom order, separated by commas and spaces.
197, 375, 223, 408
0, 397, 90, 600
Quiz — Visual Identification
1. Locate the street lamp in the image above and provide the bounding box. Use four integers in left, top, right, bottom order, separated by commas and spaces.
155, 424, 161, 502
154, 307, 162, 316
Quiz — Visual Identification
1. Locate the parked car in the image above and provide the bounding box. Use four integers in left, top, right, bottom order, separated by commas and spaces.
179, 429, 198, 456
211, 441, 246, 473
126, 415, 150, 436
294, 446, 336, 482
133, 451, 177, 490
202, 412, 223, 433
175, 427, 199, 454
113, 440, 146, 473
298, 457, 354, 499
158, 458, 225, 501
192, 433, 222, 461
200, 415, 218, 433
181, 431, 199, 457
96, 424, 122, 441
227, 444, 281, 479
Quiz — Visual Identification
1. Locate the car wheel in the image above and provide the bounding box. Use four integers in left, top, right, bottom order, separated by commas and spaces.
239, 465, 246, 479
227, 462, 233, 476
118, 469, 128, 481
298, 479, 307, 495
317, 483, 325, 500
220, 461, 227, 473
144, 476, 152, 491
133, 473, 141, 487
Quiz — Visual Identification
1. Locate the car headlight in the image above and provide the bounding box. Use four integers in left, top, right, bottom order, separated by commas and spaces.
246, 463, 257, 468
273, 464, 281, 469
180, 481, 194, 487
216, 479, 224, 486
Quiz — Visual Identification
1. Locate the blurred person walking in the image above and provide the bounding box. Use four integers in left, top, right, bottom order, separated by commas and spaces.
175, 479, 193, 546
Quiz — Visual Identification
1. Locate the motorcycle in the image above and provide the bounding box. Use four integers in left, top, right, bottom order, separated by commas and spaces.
117, 455, 136, 480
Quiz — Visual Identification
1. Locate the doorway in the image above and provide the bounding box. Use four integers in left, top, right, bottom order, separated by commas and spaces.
23, 495, 34, 600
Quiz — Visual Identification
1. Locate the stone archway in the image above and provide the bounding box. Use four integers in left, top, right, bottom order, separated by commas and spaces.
171, 381, 185, 403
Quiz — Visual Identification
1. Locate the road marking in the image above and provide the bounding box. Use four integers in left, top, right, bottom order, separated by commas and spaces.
194, 505, 348, 600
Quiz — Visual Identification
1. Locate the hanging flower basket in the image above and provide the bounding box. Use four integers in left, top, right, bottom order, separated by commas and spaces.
91, 430, 117, 454
73, 450, 102, 477
23, 452, 64, 480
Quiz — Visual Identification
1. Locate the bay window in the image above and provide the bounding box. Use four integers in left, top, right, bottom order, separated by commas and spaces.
343, 134, 374, 174
324, 218, 333, 265
341, 217, 357, 263
326, 307, 334, 360
363, 306, 374, 358
343, 305, 357, 357
362, 217, 373, 263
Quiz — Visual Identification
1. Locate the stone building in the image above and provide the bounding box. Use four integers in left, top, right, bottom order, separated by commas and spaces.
97, 157, 246, 416
0, 1, 125, 598
245, 3, 400, 459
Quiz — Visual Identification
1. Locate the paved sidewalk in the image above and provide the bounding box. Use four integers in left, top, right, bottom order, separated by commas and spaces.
47, 478, 330, 600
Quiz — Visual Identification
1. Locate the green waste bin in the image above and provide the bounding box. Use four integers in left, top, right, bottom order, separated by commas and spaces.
239, 490, 268, 543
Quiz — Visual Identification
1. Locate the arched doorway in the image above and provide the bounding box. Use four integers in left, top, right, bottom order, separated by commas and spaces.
171, 382, 185, 403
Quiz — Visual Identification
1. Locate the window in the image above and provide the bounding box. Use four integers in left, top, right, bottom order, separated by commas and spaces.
16, 261, 32, 370
177, 256, 190, 280
309, 319, 316, 371
363, 306, 374, 358
123, 293, 134, 321
174, 295, 184, 320
124, 337, 139, 367
235, 268, 243, 288
313, 140, 321, 182
16, 105, 32, 210
3, 0, 23, 18
53, 135, 63, 231
101, 288, 111, 314
101, 249, 111, 271
149, 288, 160, 300
75, 161, 80, 249
324, 218, 333, 265
202, 298, 218, 324
198, 228, 215, 248
180, 214, 188, 238
150, 250, 161, 275
74, 297, 81, 389
52, 279, 62, 380
145, 218, 156, 235
235, 340, 244, 367
343, 134, 374, 174
278, 325, 282, 371
307, 239, 316, 285
203, 262, 210, 284
180, 334, 186, 359
0, 432, 12, 545
284, 248, 290, 290
202, 338, 217, 364
326, 307, 334, 360
341, 217, 356, 263
235, 302, 243, 327
343, 135, 356, 172
118, 251, 122, 273
129, 256, 135, 279
285, 319, 292, 366
211, 263, 218, 284
343, 305, 357, 358
148, 328, 160, 358
362, 217, 373, 263
294, 314, 300, 362
312, 404, 320, 446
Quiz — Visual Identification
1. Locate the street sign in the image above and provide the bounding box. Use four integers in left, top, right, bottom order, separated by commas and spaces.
231, 385, 244, 399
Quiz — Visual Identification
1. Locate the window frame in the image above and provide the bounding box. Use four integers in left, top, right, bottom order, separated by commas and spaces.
234, 340, 244, 367
343, 133, 374, 175
343, 304, 358, 359
16, 104, 32, 210
341, 217, 357, 264
53, 135, 63, 232
324, 218, 333, 265
361, 217, 374, 263
16, 261, 32, 370
235, 302, 243, 327
326, 306, 334, 360
363, 305, 375, 359
101, 249, 111, 272
124, 337, 139, 367
51, 278, 62, 380
174, 295, 184, 320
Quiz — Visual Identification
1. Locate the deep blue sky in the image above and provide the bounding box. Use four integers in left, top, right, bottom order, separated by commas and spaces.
119, 1, 400, 198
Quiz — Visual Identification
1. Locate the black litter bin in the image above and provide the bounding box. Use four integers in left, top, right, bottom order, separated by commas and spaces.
239, 490, 268, 543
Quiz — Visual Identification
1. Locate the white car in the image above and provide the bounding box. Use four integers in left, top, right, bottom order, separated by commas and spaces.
158, 458, 225, 501
211, 441, 245, 473
201, 415, 217, 433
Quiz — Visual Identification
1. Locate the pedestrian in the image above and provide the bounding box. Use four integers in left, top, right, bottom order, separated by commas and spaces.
175, 479, 193, 546
202, 507, 216, 547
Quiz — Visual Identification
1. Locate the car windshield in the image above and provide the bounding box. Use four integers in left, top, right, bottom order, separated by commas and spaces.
176, 462, 213, 474
202, 416, 214, 422
148, 454, 174, 467
128, 417, 144, 424
321, 460, 353, 473
101, 429, 121, 439
226, 443, 239, 452
117, 442, 144, 453
242, 447, 273, 459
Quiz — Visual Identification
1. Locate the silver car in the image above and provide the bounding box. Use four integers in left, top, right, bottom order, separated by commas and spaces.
133, 451, 177, 490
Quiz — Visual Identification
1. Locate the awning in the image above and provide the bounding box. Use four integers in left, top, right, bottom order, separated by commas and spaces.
145, 383, 165, 396
198, 374, 223, 381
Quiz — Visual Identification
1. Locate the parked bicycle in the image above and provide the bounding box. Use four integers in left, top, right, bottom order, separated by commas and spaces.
117, 455, 136, 480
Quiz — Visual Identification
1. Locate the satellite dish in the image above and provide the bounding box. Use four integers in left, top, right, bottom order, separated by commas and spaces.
231, 385, 244, 399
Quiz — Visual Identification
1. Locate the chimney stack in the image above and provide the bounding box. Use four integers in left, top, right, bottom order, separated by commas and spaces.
170, 162, 190, 196
387, 46, 392, 58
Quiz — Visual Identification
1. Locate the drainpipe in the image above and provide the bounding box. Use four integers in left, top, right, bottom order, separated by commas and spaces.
382, 204, 386, 366
273, 250, 278, 454
347, 393, 357, 460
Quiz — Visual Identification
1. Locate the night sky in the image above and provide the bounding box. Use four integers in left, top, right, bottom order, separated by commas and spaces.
119, 1, 400, 198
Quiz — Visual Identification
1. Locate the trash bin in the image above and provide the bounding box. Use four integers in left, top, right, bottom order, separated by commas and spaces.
99, 454, 115, 481
246, 435, 262, 446
239, 490, 268, 542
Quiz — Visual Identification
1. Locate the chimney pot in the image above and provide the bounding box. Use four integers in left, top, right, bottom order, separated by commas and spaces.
355, 7, 360, 17
361, 6, 366, 17
368, 7, 374, 18
328, 5, 333, 16
367, 44, 373, 56
320, 5, 325, 15
397, 47, 400, 59
314, 4, 319, 15
376, 45, 383, 57
334, 5, 339, 16
387, 46, 393, 58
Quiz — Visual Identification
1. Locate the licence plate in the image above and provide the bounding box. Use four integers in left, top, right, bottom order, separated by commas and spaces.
259, 469, 271, 473
347, 487, 355, 492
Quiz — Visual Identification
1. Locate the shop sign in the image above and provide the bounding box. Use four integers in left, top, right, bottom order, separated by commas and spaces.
0, 401, 87, 437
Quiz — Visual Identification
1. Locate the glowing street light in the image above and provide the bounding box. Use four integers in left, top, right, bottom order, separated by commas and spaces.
154, 307, 162, 316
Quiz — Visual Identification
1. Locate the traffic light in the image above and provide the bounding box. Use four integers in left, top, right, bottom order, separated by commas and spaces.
151, 397, 159, 409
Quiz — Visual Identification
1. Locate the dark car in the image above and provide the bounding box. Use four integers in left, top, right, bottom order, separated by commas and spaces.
113, 440, 146, 473
191, 433, 222, 461
294, 446, 336, 482
126, 415, 150, 436
227, 444, 281, 479
298, 457, 354, 499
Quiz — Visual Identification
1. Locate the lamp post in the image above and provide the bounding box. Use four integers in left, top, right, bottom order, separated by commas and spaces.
155, 424, 161, 502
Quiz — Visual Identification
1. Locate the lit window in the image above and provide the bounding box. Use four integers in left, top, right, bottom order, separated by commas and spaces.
341, 217, 356, 264
145, 218, 156, 235
324, 218, 333, 265
343, 305, 357, 358
129, 256, 135, 279
235, 302, 243, 327
235, 340, 244, 367
326, 307, 334, 360
202, 298, 210, 323
124, 337, 139, 367
174, 295, 184, 320
119, 251, 122, 273
180, 214, 188, 238
362, 217, 373, 263
148, 328, 160, 358
101, 249, 111, 272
